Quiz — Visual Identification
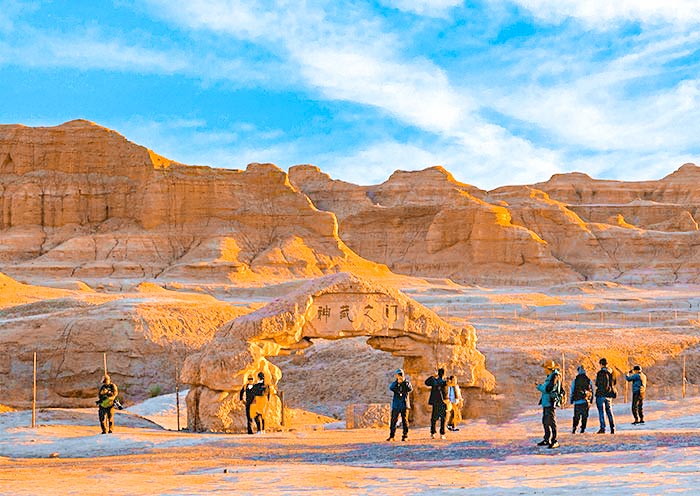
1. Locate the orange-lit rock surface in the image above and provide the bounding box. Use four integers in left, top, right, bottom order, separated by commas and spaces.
0, 121, 390, 285
292, 163, 700, 284
182, 273, 495, 432
289, 165, 579, 285
0, 273, 250, 407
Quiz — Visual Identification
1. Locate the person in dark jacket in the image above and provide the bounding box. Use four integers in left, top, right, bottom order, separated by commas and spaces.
625, 365, 647, 425
97, 374, 118, 434
570, 365, 593, 434
387, 369, 413, 441
250, 372, 270, 434
425, 368, 448, 439
536, 360, 562, 449
595, 358, 617, 434
239, 375, 256, 434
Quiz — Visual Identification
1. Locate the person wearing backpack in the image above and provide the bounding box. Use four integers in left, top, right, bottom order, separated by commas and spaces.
570, 365, 593, 434
96, 374, 119, 434
595, 358, 617, 434
536, 360, 562, 449
625, 365, 647, 425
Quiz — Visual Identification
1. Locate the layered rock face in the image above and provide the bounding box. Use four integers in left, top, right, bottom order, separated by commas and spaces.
0, 273, 249, 407
291, 163, 700, 284
182, 273, 495, 432
0, 121, 389, 285
289, 166, 579, 285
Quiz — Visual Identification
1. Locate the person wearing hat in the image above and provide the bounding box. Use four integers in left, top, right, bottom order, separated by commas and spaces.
595, 358, 617, 434
387, 368, 413, 441
536, 359, 562, 449
625, 365, 647, 425
570, 365, 593, 434
239, 375, 256, 434
96, 374, 119, 434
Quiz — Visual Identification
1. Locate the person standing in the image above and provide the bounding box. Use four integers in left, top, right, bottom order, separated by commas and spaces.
595, 358, 617, 434
536, 360, 562, 449
570, 365, 593, 434
625, 365, 647, 425
446, 375, 463, 432
239, 375, 256, 434
97, 374, 118, 434
425, 368, 448, 439
387, 369, 413, 441
250, 372, 270, 434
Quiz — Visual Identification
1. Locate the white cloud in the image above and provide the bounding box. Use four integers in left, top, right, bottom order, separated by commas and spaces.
502, 0, 700, 27
381, 0, 464, 17
486, 30, 700, 154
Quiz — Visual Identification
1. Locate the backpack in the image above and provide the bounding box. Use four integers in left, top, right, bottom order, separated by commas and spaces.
597, 369, 617, 398
572, 375, 593, 402
549, 376, 566, 406
547, 373, 566, 407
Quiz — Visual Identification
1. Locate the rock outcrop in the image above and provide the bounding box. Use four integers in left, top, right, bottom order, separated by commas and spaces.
0, 273, 250, 407
182, 272, 495, 432
289, 165, 580, 285
0, 121, 390, 285
292, 163, 700, 284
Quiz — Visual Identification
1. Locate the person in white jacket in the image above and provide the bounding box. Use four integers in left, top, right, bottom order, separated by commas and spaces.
446, 375, 463, 432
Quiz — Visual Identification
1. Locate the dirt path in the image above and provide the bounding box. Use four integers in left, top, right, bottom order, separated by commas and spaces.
3, 400, 700, 495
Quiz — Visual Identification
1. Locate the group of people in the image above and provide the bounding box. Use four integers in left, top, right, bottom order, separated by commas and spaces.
386, 367, 463, 441
536, 357, 647, 449
95, 360, 647, 442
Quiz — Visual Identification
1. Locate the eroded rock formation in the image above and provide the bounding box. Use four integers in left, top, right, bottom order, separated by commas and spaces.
291, 163, 700, 284
182, 273, 495, 432
0, 121, 390, 285
0, 273, 249, 407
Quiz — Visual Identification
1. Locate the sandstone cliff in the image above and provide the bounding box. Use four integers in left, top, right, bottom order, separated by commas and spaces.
0, 121, 390, 285
289, 165, 580, 285
292, 163, 700, 284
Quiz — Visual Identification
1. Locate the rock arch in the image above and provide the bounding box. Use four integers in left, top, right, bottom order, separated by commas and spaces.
182, 273, 495, 432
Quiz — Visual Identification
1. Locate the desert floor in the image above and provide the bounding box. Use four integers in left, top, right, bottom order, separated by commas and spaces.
3, 394, 700, 496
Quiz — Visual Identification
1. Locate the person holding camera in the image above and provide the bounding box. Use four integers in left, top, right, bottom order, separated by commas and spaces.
595, 358, 617, 434
625, 365, 647, 425
536, 360, 562, 449
425, 368, 448, 439
387, 369, 413, 441
97, 374, 119, 434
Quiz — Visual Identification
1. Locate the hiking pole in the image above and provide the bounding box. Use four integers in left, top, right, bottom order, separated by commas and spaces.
682, 356, 687, 399
103, 352, 107, 376
175, 359, 181, 431
32, 351, 37, 429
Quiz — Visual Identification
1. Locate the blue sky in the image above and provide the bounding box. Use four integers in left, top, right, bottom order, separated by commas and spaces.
1, 0, 698, 189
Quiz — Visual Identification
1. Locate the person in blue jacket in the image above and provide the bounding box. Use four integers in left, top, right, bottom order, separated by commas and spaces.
536, 360, 562, 449
387, 369, 413, 441
625, 365, 647, 425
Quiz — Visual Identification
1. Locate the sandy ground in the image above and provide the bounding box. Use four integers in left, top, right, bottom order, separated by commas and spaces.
3, 396, 700, 495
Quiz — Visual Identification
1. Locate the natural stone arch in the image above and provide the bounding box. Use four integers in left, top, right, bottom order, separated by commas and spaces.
182, 273, 495, 432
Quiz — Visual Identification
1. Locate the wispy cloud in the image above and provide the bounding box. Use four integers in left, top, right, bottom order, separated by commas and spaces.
499, 0, 700, 27
380, 0, 464, 18
1, 0, 698, 189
